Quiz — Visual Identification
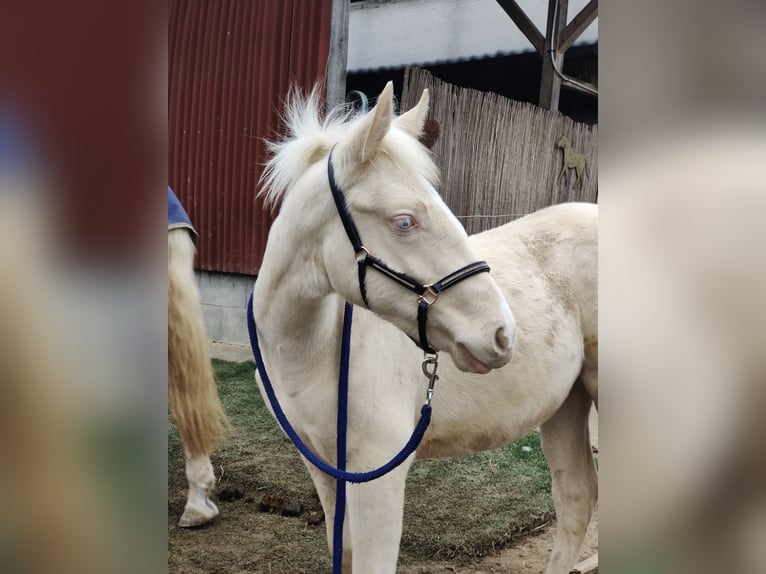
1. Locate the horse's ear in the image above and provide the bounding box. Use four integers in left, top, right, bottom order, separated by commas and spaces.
394, 89, 430, 141
336, 81, 394, 168
419, 118, 440, 150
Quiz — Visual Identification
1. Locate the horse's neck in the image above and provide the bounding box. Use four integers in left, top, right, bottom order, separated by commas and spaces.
252, 218, 343, 382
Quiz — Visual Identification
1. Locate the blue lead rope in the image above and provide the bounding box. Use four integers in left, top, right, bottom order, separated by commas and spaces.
333, 300, 352, 571
246, 293, 432, 483
246, 292, 433, 573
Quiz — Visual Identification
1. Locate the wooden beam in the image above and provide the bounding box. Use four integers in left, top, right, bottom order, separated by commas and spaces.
539, 0, 568, 110
570, 553, 598, 574
326, 0, 350, 109
558, 0, 597, 53
495, 0, 545, 55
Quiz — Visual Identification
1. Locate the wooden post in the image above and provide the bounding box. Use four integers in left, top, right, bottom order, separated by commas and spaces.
495, 0, 545, 55
559, 0, 597, 53
539, 0, 568, 110
326, 0, 349, 109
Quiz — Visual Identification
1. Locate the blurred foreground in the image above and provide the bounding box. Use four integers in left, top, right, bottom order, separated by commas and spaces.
600, 1, 766, 572
1, 2, 166, 573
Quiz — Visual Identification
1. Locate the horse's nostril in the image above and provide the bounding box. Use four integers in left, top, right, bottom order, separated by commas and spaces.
495, 326, 510, 351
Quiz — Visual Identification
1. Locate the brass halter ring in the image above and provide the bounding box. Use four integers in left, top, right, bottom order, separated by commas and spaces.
417, 285, 439, 307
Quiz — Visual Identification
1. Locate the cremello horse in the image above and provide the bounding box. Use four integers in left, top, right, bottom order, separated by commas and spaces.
168, 223, 228, 527
253, 82, 598, 573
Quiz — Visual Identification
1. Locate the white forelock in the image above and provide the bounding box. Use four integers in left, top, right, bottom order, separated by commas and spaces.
259, 85, 439, 210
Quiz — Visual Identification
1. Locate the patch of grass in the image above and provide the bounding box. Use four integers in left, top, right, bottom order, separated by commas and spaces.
212, 360, 319, 500
401, 432, 553, 564
169, 360, 555, 572
169, 360, 330, 573
170, 359, 318, 507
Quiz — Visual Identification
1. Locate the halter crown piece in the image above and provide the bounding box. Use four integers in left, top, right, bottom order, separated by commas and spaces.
327, 149, 491, 355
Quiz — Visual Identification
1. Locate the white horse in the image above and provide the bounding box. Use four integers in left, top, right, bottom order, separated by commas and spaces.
168, 225, 228, 527
252, 82, 598, 573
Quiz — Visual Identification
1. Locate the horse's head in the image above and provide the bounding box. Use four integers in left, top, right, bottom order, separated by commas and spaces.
557, 136, 570, 149
321, 82, 515, 373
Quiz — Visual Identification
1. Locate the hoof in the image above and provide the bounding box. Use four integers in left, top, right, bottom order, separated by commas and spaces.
178, 498, 219, 528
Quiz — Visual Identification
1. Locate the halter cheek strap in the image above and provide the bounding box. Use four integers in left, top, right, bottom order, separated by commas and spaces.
327, 151, 490, 355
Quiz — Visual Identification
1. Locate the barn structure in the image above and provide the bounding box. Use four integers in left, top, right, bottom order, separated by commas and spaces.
168, 0, 598, 347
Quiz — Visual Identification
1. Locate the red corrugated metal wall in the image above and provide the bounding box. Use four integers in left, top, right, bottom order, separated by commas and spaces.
169, 0, 332, 274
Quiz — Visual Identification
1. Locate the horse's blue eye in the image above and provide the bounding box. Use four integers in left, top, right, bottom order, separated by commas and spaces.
393, 216, 416, 231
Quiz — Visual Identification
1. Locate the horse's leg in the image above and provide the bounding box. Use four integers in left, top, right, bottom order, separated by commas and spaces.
575, 159, 587, 183
179, 449, 219, 527
307, 458, 411, 573
558, 163, 568, 182
346, 456, 413, 573
540, 378, 598, 574
582, 340, 598, 409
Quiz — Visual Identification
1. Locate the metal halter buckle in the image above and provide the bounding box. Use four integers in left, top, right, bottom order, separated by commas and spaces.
421, 354, 439, 406
418, 285, 439, 307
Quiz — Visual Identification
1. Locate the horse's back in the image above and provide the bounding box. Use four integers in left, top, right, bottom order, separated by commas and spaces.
471, 202, 598, 343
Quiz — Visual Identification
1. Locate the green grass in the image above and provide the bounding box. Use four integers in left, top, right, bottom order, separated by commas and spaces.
401, 432, 553, 561
169, 359, 555, 571
169, 359, 318, 505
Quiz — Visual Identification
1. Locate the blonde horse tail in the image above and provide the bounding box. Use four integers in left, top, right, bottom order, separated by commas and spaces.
168, 228, 229, 456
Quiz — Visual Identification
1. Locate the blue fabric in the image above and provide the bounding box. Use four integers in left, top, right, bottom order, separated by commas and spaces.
0, 112, 37, 174
167, 186, 198, 239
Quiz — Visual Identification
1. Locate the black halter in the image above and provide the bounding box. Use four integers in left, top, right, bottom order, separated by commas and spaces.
327, 151, 490, 355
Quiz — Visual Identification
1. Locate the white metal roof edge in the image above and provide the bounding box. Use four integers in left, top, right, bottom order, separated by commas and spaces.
348, 0, 598, 72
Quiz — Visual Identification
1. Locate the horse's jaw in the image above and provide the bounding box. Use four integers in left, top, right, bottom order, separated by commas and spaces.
458, 349, 492, 374
450, 333, 514, 374
454, 345, 493, 374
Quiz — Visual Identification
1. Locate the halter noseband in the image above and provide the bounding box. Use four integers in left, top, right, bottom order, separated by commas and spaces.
327, 151, 490, 355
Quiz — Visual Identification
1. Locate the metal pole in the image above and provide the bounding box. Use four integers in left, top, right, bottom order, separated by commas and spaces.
539, 0, 568, 110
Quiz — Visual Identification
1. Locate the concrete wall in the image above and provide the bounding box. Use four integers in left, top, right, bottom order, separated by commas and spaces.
196, 270, 255, 346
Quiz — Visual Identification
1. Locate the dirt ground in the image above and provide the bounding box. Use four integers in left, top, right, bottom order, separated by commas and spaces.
441, 407, 597, 574
404, 509, 598, 574
169, 501, 597, 574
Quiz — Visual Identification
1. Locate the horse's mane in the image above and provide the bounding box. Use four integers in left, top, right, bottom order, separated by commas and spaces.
259, 86, 352, 208
259, 86, 439, 209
